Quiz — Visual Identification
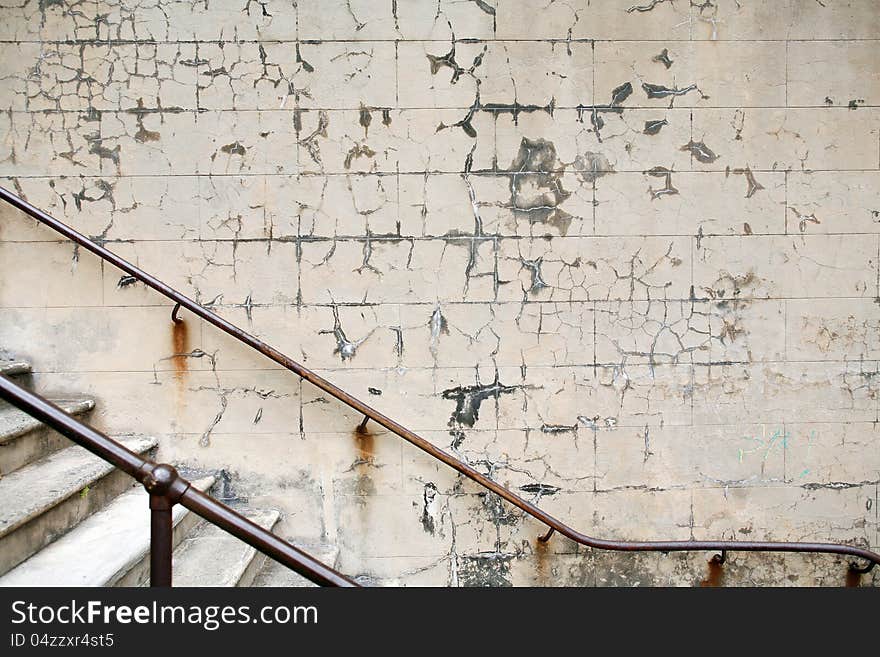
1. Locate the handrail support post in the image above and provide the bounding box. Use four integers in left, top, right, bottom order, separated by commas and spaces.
149, 493, 173, 587
538, 527, 555, 543
141, 463, 188, 587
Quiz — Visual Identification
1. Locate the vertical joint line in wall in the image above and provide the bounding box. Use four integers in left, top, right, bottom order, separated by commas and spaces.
194, 41, 200, 111
395, 162, 401, 237
591, 423, 597, 494
295, 182, 302, 310
690, 234, 695, 424
782, 421, 788, 482
592, 301, 597, 370
591, 181, 596, 236
783, 298, 788, 363
394, 40, 399, 108
590, 39, 598, 121
875, 483, 879, 526
784, 40, 788, 108
783, 170, 788, 234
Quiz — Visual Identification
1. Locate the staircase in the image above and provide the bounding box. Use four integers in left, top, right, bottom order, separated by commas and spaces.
0, 354, 334, 587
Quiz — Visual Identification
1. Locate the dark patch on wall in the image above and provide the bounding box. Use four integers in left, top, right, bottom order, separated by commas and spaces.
359, 104, 372, 133
518, 483, 561, 496
426, 41, 486, 84
652, 48, 673, 69
574, 151, 614, 183
610, 81, 633, 106
344, 143, 376, 169
86, 135, 121, 167
295, 42, 314, 73
643, 119, 668, 135
429, 306, 450, 358
507, 137, 572, 235
680, 139, 718, 163
420, 482, 438, 534
471, 0, 496, 17
438, 91, 554, 138
576, 82, 631, 142
729, 166, 764, 198
540, 423, 576, 434
643, 82, 707, 105
701, 270, 760, 300
219, 141, 247, 156
520, 257, 549, 295
645, 166, 679, 200
457, 554, 513, 587
627, 0, 672, 12
320, 305, 372, 360
441, 374, 520, 427
133, 99, 161, 143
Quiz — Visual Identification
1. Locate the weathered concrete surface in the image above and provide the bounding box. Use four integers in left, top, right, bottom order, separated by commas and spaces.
0, 435, 158, 574
0, 1, 878, 586
253, 542, 340, 587
0, 476, 214, 587
170, 508, 280, 587
0, 397, 94, 475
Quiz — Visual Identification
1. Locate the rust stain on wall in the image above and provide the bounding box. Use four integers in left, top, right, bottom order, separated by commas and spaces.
845, 569, 862, 587
171, 319, 189, 399
700, 557, 725, 587
534, 537, 552, 585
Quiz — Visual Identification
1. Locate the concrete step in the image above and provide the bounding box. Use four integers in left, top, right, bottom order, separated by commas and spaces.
0, 476, 216, 587
0, 398, 95, 475
0, 435, 158, 575
0, 360, 31, 378
252, 543, 340, 587
167, 509, 281, 587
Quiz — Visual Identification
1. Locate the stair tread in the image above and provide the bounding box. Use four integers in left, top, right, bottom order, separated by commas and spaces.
0, 361, 31, 378
172, 509, 281, 587
0, 435, 157, 539
252, 543, 340, 587
0, 398, 94, 446
0, 476, 215, 587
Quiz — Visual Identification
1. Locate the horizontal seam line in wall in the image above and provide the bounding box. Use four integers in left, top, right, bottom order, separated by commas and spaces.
105, 422, 880, 431
3, 170, 880, 177
2, 38, 880, 44
11, 422, 880, 435
17, 360, 880, 372
5, 106, 880, 112
3, 170, 880, 175
5, 234, 880, 242
3, 296, 878, 307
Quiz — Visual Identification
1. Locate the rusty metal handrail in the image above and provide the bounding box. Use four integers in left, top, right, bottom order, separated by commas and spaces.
0, 373, 357, 587
1, 185, 877, 581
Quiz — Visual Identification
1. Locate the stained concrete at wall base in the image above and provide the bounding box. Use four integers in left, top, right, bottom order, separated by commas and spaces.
0, 0, 878, 586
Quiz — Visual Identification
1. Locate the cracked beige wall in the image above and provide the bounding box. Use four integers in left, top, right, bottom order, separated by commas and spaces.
0, 0, 878, 586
